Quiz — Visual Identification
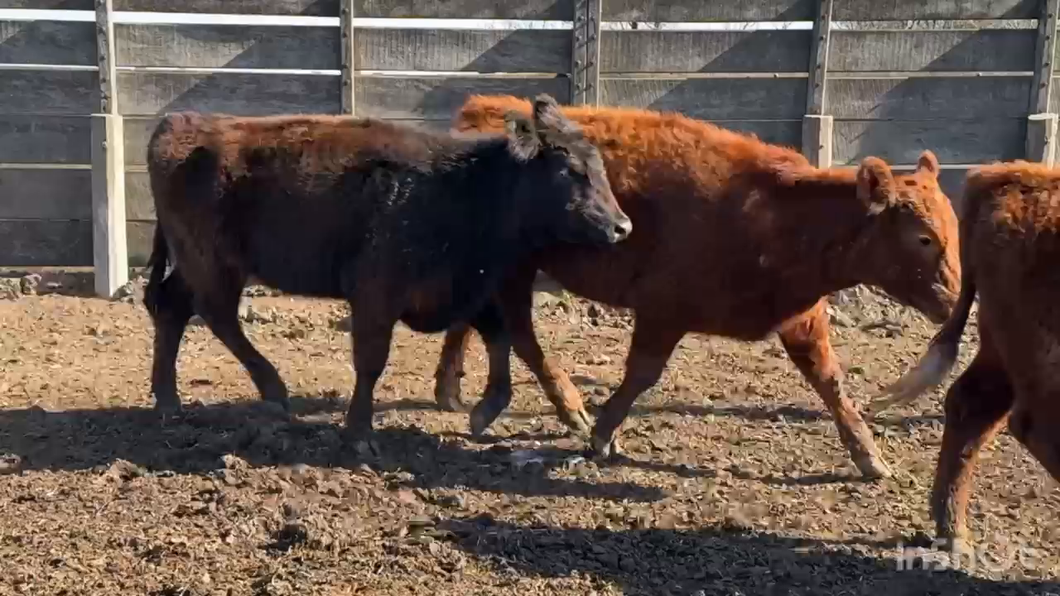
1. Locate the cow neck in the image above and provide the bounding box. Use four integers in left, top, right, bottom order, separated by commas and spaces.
455, 138, 524, 265
769, 167, 878, 298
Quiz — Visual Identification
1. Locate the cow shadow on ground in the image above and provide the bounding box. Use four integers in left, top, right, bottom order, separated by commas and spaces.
0, 395, 664, 504
0, 391, 905, 492
379, 393, 942, 431
437, 516, 1060, 595
377, 396, 936, 486
627, 401, 944, 431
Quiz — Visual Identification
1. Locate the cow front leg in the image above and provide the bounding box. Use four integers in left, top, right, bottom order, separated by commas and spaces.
590, 315, 684, 459
434, 322, 473, 412
932, 333, 1012, 548
503, 265, 592, 436
455, 266, 593, 437
466, 300, 515, 437
343, 310, 396, 457
777, 301, 890, 479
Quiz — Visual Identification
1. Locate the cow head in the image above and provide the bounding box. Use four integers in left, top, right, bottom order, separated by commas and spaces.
503, 94, 632, 247
852, 150, 960, 324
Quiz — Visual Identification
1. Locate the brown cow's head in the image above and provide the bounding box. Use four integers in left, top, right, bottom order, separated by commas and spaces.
503, 94, 631, 247
852, 150, 960, 324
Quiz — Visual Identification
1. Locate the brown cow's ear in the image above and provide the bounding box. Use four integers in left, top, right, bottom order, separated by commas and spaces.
916, 150, 940, 178
504, 111, 540, 162
856, 156, 897, 215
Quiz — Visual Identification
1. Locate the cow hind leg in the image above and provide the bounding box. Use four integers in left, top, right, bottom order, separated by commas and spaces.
931, 338, 1012, 548
434, 322, 473, 412
145, 267, 195, 413
190, 268, 289, 413
777, 302, 891, 479
590, 315, 684, 459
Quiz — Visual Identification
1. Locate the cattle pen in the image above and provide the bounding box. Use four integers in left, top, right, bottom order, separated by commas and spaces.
0, 0, 1056, 295
2, 1, 1060, 595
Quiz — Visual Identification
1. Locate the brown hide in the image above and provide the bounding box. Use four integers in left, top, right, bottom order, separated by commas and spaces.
453, 96, 960, 333
141, 100, 631, 443
878, 161, 1060, 545
435, 95, 962, 481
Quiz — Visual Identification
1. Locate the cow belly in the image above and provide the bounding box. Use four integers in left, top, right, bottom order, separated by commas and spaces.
1015, 326, 1060, 395
398, 270, 501, 334
251, 265, 345, 298
244, 233, 348, 299
543, 246, 794, 339
400, 308, 474, 334
538, 246, 640, 308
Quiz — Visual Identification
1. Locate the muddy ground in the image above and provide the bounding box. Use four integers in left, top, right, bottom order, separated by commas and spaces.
1, 273, 1059, 596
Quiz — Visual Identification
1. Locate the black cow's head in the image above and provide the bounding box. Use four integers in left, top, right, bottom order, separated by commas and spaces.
503, 94, 631, 248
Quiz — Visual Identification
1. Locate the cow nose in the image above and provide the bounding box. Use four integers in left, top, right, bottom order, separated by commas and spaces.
610, 217, 633, 242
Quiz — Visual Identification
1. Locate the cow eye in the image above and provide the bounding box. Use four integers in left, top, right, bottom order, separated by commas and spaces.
918, 235, 932, 247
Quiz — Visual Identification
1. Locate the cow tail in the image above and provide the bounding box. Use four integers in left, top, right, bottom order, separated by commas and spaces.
143, 222, 170, 318
868, 250, 977, 416
142, 115, 180, 318
142, 113, 219, 318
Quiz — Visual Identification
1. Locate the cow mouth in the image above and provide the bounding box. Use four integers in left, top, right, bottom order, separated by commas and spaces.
875, 284, 953, 325
915, 283, 958, 325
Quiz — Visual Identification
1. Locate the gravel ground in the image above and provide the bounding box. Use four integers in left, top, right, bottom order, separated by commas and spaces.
1, 273, 1058, 596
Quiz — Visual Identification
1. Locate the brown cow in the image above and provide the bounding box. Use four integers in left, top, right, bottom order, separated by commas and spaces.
142, 95, 632, 448
433, 95, 961, 479
871, 161, 1060, 545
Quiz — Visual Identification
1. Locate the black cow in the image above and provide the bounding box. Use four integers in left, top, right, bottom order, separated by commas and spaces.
142, 94, 632, 448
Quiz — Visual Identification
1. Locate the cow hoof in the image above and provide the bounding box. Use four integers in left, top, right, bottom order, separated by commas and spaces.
853, 452, 893, 480
258, 400, 291, 421
468, 409, 494, 438
558, 407, 593, 438
341, 427, 380, 458
261, 382, 290, 411
264, 395, 291, 412
434, 383, 468, 413
468, 395, 507, 439
589, 433, 623, 461
935, 535, 973, 556
352, 439, 381, 460
153, 395, 183, 417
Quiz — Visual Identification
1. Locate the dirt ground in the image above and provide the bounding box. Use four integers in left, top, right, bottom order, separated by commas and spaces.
1, 273, 1059, 596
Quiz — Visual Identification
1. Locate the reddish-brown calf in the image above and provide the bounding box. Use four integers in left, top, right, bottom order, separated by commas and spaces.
436, 95, 962, 480
873, 161, 1060, 544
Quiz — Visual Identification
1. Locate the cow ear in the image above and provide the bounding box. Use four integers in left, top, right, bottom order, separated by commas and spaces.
916, 149, 940, 179
857, 156, 897, 215
531, 93, 580, 141
504, 110, 540, 162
